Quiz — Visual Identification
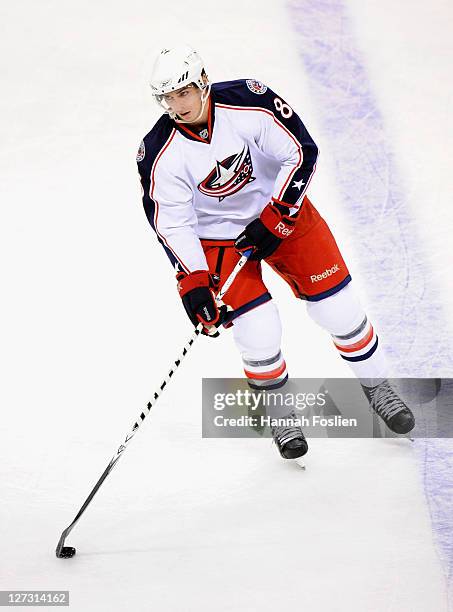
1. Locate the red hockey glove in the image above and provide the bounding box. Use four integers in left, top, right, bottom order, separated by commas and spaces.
234, 202, 295, 261
177, 270, 226, 337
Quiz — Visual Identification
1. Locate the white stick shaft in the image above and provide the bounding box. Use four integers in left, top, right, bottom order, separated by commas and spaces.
216, 250, 252, 303
110, 248, 252, 462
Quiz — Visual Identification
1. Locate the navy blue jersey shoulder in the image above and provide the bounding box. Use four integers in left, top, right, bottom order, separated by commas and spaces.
213, 79, 319, 210
212, 79, 280, 113
136, 114, 180, 270
136, 113, 174, 179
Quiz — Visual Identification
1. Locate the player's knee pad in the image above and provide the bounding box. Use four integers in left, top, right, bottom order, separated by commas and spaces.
305, 283, 365, 336
306, 283, 387, 377
232, 300, 288, 390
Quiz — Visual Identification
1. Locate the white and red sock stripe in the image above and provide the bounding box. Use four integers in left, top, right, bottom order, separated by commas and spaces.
332, 316, 378, 361
243, 351, 288, 390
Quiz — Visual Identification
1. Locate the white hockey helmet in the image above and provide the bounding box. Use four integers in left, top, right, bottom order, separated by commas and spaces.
149, 44, 210, 120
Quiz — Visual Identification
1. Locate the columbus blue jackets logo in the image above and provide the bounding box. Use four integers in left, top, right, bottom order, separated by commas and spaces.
198, 145, 255, 201
136, 140, 145, 162
246, 79, 268, 95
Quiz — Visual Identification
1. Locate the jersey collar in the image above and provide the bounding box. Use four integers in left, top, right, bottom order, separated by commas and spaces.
173, 96, 215, 144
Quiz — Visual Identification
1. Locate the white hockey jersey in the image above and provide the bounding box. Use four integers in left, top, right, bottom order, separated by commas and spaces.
137, 79, 318, 274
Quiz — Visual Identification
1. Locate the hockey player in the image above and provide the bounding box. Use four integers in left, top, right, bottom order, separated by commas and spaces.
136, 45, 415, 460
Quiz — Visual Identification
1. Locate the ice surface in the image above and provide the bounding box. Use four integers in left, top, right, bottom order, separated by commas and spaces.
288, 1, 453, 607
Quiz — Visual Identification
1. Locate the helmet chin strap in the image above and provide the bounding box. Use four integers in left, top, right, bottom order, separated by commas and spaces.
174, 83, 211, 125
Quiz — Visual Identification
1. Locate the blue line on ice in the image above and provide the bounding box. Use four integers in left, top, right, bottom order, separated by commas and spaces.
287, 0, 453, 600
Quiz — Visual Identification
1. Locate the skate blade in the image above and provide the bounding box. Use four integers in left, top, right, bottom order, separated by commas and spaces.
294, 457, 306, 470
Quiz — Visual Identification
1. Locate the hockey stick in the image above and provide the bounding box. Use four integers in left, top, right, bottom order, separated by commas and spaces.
55, 249, 252, 558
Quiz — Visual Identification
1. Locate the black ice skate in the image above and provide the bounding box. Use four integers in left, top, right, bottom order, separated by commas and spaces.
361, 380, 415, 434
271, 411, 308, 459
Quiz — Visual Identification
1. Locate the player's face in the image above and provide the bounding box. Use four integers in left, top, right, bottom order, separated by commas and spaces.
163, 85, 203, 122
